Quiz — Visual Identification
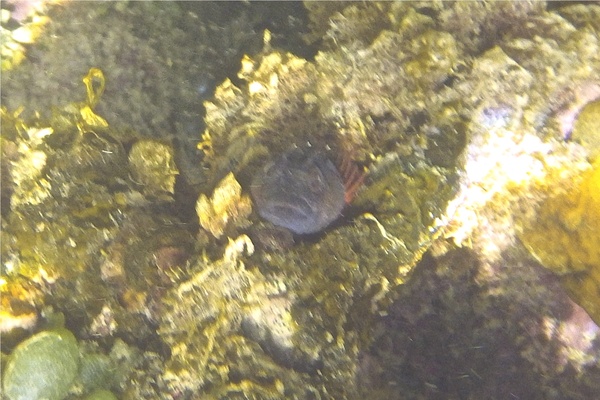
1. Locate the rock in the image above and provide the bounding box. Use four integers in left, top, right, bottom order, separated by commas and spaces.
2, 329, 80, 400
128, 139, 178, 199
83, 389, 118, 400
196, 172, 252, 238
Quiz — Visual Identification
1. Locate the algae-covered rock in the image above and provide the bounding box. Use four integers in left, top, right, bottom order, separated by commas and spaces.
156, 2, 600, 397
2, 329, 80, 400
196, 172, 252, 238
1, 2, 310, 187
0, 274, 42, 347
84, 390, 117, 400
1, 11, 50, 71
148, 3, 531, 398
1, 65, 196, 350
128, 139, 178, 199
159, 235, 282, 395
3, 1, 600, 399
521, 158, 600, 323
0, 2, 260, 140
570, 99, 600, 160
157, 3, 468, 396
360, 248, 600, 399
77, 353, 112, 393
83, 390, 118, 400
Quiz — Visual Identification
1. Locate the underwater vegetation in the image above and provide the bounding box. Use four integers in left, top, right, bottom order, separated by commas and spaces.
3, 329, 80, 400
522, 155, 600, 325
196, 172, 252, 239
1, 1, 600, 399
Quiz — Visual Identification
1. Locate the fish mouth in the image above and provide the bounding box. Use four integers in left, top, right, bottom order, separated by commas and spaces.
260, 198, 315, 225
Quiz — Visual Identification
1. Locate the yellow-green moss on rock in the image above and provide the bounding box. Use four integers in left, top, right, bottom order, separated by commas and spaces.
571, 99, 600, 160
128, 139, 178, 199
521, 157, 600, 323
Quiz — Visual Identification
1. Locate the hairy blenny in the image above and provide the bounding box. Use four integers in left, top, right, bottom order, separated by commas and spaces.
251, 148, 346, 234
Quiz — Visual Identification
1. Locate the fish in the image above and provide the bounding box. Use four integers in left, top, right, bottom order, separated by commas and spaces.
251, 148, 346, 234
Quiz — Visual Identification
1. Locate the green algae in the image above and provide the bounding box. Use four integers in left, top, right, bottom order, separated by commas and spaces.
77, 353, 113, 393
2, 329, 80, 400
128, 139, 178, 200
571, 100, 600, 159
